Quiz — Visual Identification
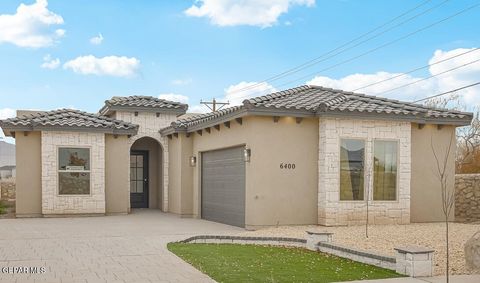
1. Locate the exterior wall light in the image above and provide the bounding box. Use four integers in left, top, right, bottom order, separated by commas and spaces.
243, 148, 251, 162
190, 156, 197, 167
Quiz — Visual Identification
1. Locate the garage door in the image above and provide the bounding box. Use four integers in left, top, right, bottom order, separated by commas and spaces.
201, 146, 246, 228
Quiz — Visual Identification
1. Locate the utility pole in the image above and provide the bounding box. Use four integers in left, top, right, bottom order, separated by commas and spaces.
200, 98, 229, 112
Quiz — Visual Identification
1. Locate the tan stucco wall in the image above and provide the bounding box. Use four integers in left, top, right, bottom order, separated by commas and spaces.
105, 135, 130, 214
168, 137, 181, 214
411, 124, 456, 222
168, 134, 193, 216
15, 131, 42, 217
171, 116, 319, 229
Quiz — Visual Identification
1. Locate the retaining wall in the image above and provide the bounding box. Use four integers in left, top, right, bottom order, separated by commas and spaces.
0, 179, 15, 201
455, 174, 480, 222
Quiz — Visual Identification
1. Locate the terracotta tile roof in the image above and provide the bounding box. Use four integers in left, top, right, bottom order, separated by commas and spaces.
0, 109, 138, 135
99, 95, 188, 115
161, 85, 472, 134
245, 85, 470, 119
173, 106, 244, 129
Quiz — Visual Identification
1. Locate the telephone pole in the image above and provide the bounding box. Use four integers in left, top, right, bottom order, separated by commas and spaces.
200, 98, 229, 112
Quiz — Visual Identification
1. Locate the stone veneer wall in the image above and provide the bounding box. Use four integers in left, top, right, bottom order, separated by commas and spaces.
0, 179, 15, 201
455, 174, 480, 222
41, 131, 105, 214
318, 118, 411, 226
114, 111, 177, 211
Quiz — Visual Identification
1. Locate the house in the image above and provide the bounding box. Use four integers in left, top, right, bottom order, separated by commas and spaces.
0, 165, 15, 179
0, 140, 15, 167
0, 85, 472, 229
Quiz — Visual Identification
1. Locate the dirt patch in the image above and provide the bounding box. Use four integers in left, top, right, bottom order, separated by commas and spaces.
0, 200, 15, 219
238, 223, 480, 276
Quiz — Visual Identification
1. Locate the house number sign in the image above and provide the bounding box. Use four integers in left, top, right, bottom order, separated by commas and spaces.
279, 163, 296, 169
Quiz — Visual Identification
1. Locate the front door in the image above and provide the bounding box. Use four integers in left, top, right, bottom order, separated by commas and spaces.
130, 151, 149, 208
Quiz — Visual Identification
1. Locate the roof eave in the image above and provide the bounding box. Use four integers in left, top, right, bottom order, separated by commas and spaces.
159, 127, 186, 136
0, 124, 138, 135
101, 105, 187, 116
160, 106, 318, 135
317, 110, 473, 126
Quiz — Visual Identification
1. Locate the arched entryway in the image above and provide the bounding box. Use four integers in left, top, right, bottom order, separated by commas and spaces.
130, 137, 164, 209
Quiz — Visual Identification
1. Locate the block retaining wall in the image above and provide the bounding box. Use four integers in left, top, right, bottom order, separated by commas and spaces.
177, 235, 396, 271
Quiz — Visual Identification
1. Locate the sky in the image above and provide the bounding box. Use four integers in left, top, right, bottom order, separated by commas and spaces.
0, 0, 480, 143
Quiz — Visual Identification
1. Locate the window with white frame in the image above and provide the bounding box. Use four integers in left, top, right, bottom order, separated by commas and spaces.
373, 140, 398, 201
58, 147, 90, 195
340, 139, 365, 200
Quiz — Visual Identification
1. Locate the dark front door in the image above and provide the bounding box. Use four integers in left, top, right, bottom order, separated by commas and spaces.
130, 151, 149, 208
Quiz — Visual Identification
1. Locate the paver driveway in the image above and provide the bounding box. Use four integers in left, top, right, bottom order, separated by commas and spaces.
0, 209, 241, 283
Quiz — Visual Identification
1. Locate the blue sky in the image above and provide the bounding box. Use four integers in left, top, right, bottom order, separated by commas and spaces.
0, 0, 479, 140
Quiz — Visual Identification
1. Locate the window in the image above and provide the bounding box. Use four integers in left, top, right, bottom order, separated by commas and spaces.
58, 147, 90, 195
340, 139, 365, 200
373, 141, 398, 200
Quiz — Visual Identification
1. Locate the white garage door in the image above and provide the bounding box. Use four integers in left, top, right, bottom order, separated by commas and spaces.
201, 146, 246, 228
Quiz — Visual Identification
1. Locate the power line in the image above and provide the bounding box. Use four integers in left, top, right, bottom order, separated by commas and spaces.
200, 98, 230, 112
272, 2, 480, 93
376, 57, 480, 95
227, 0, 439, 95
351, 47, 480, 92
236, 1, 480, 100
413, 82, 480, 103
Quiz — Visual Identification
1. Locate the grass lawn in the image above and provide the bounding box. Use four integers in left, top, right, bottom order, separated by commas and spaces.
167, 243, 403, 283
0, 201, 7, 214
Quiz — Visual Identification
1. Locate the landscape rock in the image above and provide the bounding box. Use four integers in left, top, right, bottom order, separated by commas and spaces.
465, 231, 480, 273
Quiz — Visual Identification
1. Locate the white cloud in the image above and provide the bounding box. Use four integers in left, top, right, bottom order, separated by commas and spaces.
185, 81, 276, 113
41, 54, 60, 69
307, 47, 480, 105
0, 108, 15, 120
429, 48, 480, 103
63, 55, 140, 78
224, 81, 276, 105
158, 93, 190, 104
0, 0, 65, 48
90, 33, 103, 45
185, 0, 315, 28
307, 72, 435, 101
172, 78, 192, 85
188, 104, 210, 114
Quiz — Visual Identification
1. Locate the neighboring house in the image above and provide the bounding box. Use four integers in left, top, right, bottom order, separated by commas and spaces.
0, 140, 15, 167
0, 165, 15, 179
0, 85, 472, 229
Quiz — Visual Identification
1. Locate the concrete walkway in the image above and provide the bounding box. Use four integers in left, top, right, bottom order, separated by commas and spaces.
344, 275, 480, 283
0, 209, 241, 283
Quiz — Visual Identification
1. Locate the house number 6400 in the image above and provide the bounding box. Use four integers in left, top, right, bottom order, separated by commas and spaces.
280, 163, 296, 169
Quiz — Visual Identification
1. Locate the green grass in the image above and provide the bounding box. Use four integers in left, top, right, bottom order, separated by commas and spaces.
167, 243, 403, 283
0, 201, 7, 214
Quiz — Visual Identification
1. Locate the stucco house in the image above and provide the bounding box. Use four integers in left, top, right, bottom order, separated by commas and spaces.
0, 85, 472, 229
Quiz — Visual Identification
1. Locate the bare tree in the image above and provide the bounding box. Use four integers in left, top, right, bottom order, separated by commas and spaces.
456, 109, 480, 171
431, 132, 455, 283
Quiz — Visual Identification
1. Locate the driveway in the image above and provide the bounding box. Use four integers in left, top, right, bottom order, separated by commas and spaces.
0, 209, 241, 283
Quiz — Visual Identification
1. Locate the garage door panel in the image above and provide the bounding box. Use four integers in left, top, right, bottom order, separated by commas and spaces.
201, 146, 245, 227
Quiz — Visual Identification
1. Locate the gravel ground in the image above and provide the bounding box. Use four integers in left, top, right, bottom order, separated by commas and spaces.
238, 223, 480, 276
